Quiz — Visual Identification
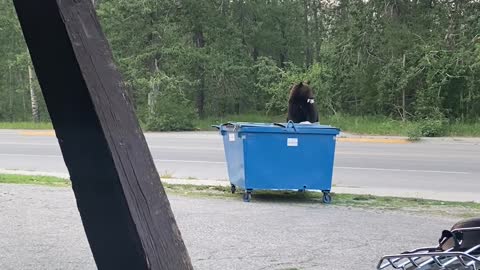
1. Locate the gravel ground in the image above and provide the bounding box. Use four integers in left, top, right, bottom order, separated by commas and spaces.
0, 184, 456, 270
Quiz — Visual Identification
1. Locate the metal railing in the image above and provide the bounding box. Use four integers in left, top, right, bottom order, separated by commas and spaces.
377, 227, 480, 270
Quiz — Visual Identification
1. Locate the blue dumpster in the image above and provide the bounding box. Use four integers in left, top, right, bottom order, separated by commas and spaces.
215, 121, 340, 203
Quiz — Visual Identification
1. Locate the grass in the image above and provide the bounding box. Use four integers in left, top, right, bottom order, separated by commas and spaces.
197, 114, 418, 135
2, 115, 479, 137
0, 174, 69, 187
159, 170, 175, 179
323, 115, 417, 136
195, 113, 285, 131
0, 121, 53, 130
199, 114, 480, 137
163, 184, 480, 218
446, 121, 480, 137
1, 174, 479, 218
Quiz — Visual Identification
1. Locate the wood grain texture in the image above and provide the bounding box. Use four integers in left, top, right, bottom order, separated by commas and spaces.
12, 0, 194, 269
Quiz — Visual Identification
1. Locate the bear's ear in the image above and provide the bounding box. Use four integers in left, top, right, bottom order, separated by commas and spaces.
304, 80, 310, 85
298, 82, 303, 87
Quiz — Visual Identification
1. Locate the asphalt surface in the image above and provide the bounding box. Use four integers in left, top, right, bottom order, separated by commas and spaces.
0, 184, 456, 270
0, 130, 479, 201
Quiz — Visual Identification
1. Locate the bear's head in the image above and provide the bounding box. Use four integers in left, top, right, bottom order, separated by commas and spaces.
288, 81, 315, 105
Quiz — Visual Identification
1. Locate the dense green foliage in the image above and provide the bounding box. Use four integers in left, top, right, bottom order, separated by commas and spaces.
1, 0, 480, 133
0, 1, 46, 122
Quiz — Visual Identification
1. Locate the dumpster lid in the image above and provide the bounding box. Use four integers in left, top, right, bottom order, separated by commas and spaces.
217, 121, 340, 135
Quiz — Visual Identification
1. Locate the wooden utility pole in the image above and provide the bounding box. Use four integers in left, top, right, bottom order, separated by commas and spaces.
13, 0, 194, 269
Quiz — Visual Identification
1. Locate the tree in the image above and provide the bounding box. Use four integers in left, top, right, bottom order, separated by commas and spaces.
2, 0, 480, 128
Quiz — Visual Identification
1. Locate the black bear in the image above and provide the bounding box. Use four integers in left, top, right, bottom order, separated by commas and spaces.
286, 81, 319, 123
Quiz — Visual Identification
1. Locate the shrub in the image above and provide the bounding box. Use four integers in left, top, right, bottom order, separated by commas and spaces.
417, 118, 447, 137
407, 118, 447, 139
145, 74, 197, 131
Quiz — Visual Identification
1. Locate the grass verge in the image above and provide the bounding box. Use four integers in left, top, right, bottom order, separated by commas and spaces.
163, 184, 480, 218
0, 122, 53, 130
197, 114, 480, 137
324, 115, 417, 136
445, 121, 480, 137
198, 114, 416, 135
2, 115, 480, 137
3, 174, 475, 218
0, 174, 70, 187
195, 113, 285, 131
197, 114, 419, 136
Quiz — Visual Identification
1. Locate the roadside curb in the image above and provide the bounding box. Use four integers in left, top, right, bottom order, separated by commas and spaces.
337, 137, 410, 144
18, 130, 56, 137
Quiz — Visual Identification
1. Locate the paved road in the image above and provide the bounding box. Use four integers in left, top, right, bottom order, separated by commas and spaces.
0, 130, 479, 201
0, 184, 456, 270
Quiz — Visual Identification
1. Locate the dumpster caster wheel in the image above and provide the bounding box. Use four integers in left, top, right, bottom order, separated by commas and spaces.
322, 192, 332, 204
231, 184, 236, 194
243, 191, 252, 202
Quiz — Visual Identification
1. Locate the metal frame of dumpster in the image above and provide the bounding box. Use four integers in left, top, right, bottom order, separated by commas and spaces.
216, 121, 340, 203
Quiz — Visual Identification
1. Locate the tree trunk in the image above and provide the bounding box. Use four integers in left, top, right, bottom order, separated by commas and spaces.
313, 0, 322, 63
251, 16, 259, 61
252, 46, 259, 61
28, 64, 40, 122
194, 30, 205, 118
303, 0, 313, 68
279, 27, 287, 68
402, 53, 406, 122
8, 66, 14, 121
147, 59, 159, 116
19, 71, 27, 120
91, 0, 99, 8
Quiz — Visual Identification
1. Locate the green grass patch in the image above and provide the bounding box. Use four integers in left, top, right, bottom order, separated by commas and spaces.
445, 121, 480, 137
196, 114, 417, 135
162, 184, 480, 218
1, 116, 479, 137
159, 170, 175, 179
2, 174, 479, 218
197, 114, 480, 138
0, 122, 53, 130
323, 115, 417, 136
199, 114, 420, 136
195, 113, 286, 131
0, 174, 69, 187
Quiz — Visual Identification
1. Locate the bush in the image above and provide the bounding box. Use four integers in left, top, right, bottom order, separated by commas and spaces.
406, 126, 422, 141
146, 112, 196, 131
417, 118, 447, 137
407, 107, 448, 138
145, 74, 197, 132
407, 118, 447, 139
